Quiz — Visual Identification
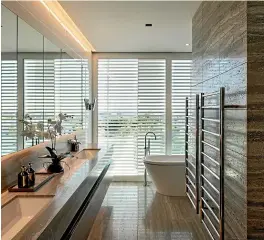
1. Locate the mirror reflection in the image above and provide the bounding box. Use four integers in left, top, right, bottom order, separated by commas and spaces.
1, 5, 89, 156
1, 5, 18, 155
18, 16, 44, 148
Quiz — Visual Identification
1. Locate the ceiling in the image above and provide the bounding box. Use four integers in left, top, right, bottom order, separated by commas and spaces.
2, 5, 61, 53
60, 1, 200, 52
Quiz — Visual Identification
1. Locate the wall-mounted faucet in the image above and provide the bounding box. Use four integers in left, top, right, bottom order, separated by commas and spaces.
144, 132, 156, 186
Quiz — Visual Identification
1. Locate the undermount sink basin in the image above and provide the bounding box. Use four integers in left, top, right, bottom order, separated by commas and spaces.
75, 149, 98, 159
2, 195, 54, 240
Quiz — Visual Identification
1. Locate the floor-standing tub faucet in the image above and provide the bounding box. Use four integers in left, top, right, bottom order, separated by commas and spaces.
144, 132, 156, 186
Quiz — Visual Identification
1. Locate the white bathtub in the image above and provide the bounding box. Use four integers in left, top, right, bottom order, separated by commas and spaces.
144, 155, 186, 196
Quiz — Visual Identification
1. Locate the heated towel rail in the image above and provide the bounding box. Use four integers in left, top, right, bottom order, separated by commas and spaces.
185, 94, 200, 214
200, 87, 224, 240
185, 87, 246, 240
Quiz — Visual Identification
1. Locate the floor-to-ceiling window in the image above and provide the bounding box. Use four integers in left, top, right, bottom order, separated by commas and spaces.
98, 58, 166, 176
96, 53, 191, 178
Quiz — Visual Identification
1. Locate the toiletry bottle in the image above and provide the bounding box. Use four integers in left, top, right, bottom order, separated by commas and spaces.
18, 166, 29, 188
27, 162, 35, 187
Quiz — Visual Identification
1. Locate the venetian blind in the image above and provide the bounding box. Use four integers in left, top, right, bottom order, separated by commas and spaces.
55, 59, 88, 134
1, 60, 18, 155
98, 59, 138, 175
98, 59, 166, 176
171, 60, 192, 154
24, 59, 46, 147
137, 59, 166, 174
24, 59, 88, 148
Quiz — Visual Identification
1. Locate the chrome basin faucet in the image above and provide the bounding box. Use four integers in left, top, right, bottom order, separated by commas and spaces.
144, 132, 156, 186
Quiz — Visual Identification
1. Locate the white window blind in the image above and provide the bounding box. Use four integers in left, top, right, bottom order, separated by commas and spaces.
1, 60, 18, 155
24, 59, 46, 147
55, 59, 89, 133
24, 59, 88, 147
98, 59, 138, 175
171, 60, 192, 154
137, 59, 166, 174
43, 60, 55, 122
98, 59, 166, 176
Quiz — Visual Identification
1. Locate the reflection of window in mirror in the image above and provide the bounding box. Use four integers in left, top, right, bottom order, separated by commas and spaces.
41, 43, 90, 136
54, 54, 89, 134
1, 5, 18, 156
1, 6, 90, 157
18, 17, 44, 149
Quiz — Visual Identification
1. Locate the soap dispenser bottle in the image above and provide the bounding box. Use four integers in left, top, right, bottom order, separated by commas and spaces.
27, 162, 35, 187
18, 165, 29, 188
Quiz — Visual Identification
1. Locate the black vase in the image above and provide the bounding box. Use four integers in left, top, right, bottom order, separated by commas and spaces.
47, 162, 64, 173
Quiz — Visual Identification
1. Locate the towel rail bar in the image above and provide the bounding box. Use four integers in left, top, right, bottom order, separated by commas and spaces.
187, 192, 196, 209
202, 91, 220, 98
202, 141, 220, 151
186, 167, 196, 179
201, 197, 220, 224
202, 105, 220, 109
202, 129, 220, 137
202, 118, 220, 123
201, 163, 220, 180
187, 184, 196, 199
185, 95, 200, 214
202, 210, 220, 238
202, 152, 220, 166
200, 87, 225, 240
186, 159, 195, 169
201, 186, 220, 209
202, 220, 215, 240
186, 175, 196, 189
202, 175, 219, 195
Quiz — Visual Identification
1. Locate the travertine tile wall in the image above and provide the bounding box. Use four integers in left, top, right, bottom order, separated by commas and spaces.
247, 2, 264, 239
192, 1, 247, 239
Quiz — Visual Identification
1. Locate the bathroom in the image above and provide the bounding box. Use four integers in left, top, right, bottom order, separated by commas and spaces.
1, 1, 264, 240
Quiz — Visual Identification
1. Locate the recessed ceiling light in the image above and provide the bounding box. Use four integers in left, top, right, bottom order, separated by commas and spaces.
185, 43, 190, 46
145, 24, 152, 27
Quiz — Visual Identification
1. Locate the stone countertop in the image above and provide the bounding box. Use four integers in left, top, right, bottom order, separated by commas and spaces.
1, 143, 112, 240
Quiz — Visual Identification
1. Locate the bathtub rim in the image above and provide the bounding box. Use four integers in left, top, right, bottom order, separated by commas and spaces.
143, 154, 185, 166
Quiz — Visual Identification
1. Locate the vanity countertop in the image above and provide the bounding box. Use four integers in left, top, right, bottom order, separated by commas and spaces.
1, 143, 112, 240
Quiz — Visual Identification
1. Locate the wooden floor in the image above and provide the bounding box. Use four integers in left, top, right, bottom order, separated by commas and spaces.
87, 182, 209, 240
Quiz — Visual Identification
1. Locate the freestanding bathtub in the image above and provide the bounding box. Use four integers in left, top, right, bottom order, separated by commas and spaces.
144, 155, 186, 196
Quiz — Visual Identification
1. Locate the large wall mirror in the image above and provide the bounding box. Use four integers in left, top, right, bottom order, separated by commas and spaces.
1, 5, 89, 156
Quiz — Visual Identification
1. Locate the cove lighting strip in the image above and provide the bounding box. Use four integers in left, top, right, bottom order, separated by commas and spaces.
40, 0, 95, 52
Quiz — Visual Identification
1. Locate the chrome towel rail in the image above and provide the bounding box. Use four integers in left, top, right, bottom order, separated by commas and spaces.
200, 87, 225, 240
185, 88, 245, 239
185, 94, 200, 214
202, 90, 220, 98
